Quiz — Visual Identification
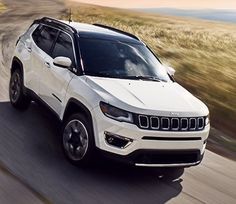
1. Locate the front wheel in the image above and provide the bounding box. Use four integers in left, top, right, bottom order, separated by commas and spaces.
9, 69, 31, 110
62, 113, 95, 166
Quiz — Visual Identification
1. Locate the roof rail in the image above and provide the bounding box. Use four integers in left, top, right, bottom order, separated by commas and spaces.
93, 23, 140, 41
36, 17, 77, 33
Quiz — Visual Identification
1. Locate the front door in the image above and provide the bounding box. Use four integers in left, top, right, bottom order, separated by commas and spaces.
39, 31, 76, 116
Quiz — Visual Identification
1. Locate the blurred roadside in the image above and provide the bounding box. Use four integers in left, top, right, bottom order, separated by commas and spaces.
0, 1, 6, 13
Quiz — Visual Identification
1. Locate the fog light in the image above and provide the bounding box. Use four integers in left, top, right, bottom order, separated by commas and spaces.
105, 132, 133, 149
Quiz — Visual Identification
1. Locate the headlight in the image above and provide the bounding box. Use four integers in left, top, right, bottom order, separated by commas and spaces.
100, 102, 133, 123
205, 115, 210, 126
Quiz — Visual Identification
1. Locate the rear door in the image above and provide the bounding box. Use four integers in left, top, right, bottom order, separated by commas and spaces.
29, 25, 58, 94
39, 31, 76, 115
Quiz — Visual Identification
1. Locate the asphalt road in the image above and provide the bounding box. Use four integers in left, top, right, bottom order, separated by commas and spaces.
0, 1, 236, 204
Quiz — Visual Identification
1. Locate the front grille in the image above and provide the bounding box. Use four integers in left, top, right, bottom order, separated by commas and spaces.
135, 115, 206, 131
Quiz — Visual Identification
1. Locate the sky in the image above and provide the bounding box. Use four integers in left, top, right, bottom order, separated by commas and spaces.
74, 0, 236, 9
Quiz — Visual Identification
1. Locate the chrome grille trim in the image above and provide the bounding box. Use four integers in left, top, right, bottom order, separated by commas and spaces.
138, 115, 149, 128
189, 118, 197, 130
171, 118, 179, 130
150, 117, 159, 129
198, 117, 204, 130
136, 115, 206, 131
180, 118, 188, 131
161, 117, 170, 130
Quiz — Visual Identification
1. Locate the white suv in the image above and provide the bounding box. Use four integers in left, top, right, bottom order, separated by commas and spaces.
10, 17, 210, 167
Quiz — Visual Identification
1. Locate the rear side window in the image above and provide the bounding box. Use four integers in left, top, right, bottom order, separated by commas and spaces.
52, 32, 75, 67
32, 25, 58, 55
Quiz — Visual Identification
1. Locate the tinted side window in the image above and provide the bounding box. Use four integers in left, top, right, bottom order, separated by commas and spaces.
32, 25, 42, 42
33, 25, 58, 55
52, 32, 75, 67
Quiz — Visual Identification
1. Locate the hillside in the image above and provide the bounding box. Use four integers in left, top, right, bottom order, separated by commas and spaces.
64, 2, 236, 157
136, 8, 236, 23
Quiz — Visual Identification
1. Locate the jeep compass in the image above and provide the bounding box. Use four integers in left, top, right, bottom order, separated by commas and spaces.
10, 17, 210, 167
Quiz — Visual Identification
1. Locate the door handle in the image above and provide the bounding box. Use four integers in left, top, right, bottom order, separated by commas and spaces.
26, 46, 32, 53
44, 62, 51, 68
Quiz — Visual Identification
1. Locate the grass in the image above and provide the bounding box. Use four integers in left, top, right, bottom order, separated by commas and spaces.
63, 2, 236, 140
0, 1, 6, 13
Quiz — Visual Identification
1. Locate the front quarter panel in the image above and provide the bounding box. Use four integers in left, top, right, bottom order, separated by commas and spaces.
61, 75, 103, 119
61, 75, 116, 146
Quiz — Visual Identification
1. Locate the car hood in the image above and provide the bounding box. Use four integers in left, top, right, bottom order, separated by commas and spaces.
85, 76, 209, 117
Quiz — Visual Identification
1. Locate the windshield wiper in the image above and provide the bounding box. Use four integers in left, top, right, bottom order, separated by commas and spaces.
121, 75, 161, 82
85, 72, 162, 82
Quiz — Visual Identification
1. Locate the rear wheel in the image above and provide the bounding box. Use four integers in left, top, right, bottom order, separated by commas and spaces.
9, 69, 31, 110
62, 113, 95, 166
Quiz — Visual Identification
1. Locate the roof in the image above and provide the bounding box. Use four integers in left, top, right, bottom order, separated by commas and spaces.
60, 20, 142, 44
36, 17, 142, 44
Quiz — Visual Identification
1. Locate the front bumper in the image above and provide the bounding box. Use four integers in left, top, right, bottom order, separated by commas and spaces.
100, 149, 204, 167
92, 107, 210, 167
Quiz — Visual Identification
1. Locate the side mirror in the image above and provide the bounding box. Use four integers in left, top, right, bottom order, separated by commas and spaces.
166, 66, 176, 76
53, 57, 72, 69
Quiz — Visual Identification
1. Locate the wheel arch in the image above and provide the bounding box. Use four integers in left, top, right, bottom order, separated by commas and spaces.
11, 57, 24, 75
62, 98, 97, 164
11, 57, 28, 95
63, 98, 94, 129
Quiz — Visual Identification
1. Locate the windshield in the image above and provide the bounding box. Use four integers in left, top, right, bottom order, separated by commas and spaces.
79, 38, 171, 82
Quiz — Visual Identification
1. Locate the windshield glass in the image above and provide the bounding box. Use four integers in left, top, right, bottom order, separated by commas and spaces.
79, 38, 170, 82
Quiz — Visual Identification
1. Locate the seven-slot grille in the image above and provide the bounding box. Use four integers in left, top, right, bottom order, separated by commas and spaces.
136, 115, 205, 131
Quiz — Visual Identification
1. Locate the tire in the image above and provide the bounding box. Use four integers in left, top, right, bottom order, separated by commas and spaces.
62, 113, 95, 166
9, 69, 31, 110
